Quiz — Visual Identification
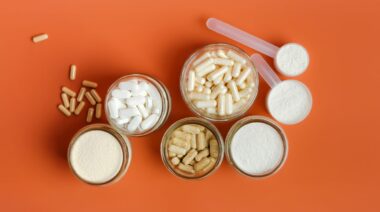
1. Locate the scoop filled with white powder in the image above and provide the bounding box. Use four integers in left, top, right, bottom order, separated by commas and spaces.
226, 116, 287, 177
251, 54, 312, 125
68, 124, 131, 185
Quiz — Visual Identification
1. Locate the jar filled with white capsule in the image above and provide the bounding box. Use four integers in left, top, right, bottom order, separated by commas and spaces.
225, 116, 288, 178
180, 43, 259, 121
105, 74, 171, 136
160, 117, 224, 180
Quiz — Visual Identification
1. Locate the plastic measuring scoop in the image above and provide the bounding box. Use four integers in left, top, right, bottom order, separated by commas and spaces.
251, 54, 312, 125
207, 18, 309, 77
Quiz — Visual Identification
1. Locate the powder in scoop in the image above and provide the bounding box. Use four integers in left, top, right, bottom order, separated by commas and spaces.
230, 122, 284, 176
275, 43, 309, 77
70, 130, 123, 184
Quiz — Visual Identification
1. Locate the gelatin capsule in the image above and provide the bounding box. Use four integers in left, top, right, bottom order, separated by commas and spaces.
209, 139, 219, 158
195, 149, 209, 162
86, 107, 94, 123
77, 87, 86, 102
90, 89, 102, 102
85, 91, 96, 105
95, 103, 102, 119
74, 101, 85, 115
178, 163, 195, 174
182, 149, 198, 165
62, 86, 76, 97
194, 157, 211, 172
58, 104, 71, 116
168, 145, 187, 155
82, 80, 98, 88
61, 93, 70, 108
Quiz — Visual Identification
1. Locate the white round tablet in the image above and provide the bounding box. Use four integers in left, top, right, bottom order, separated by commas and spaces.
267, 80, 312, 125
69, 130, 124, 184
230, 122, 285, 176
275, 43, 309, 77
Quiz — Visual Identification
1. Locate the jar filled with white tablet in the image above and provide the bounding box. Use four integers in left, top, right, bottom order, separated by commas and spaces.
225, 116, 288, 178
68, 124, 132, 185
105, 74, 171, 136
180, 43, 259, 122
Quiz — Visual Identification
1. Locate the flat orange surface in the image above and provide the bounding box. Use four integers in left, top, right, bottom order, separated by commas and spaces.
1, 0, 379, 211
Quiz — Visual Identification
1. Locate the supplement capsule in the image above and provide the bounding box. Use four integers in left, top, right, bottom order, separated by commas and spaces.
77, 87, 86, 102
232, 62, 242, 77
196, 132, 207, 151
194, 157, 211, 172
178, 163, 195, 174
32, 33, 48, 43
236, 67, 252, 85
171, 137, 190, 150
85, 91, 96, 105
74, 101, 85, 115
95, 103, 102, 119
207, 66, 229, 81
227, 50, 247, 64
182, 125, 202, 134
69, 64, 76, 80
189, 92, 210, 100
90, 89, 102, 102
194, 100, 217, 108
82, 80, 98, 88
227, 80, 240, 102
195, 149, 209, 162
209, 139, 219, 158
182, 149, 198, 165
69, 97, 76, 112
202, 157, 216, 172
195, 58, 214, 72
61, 93, 70, 108
62, 86, 76, 97
193, 52, 211, 66
225, 93, 233, 115
58, 104, 71, 116
171, 157, 180, 165
173, 130, 192, 142
217, 94, 226, 115
127, 116, 142, 132
86, 107, 94, 123
168, 145, 187, 155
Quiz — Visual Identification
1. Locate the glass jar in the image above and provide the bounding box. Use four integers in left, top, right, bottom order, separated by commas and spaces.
225, 115, 288, 178
105, 73, 171, 136
180, 43, 259, 122
67, 124, 132, 185
160, 117, 224, 180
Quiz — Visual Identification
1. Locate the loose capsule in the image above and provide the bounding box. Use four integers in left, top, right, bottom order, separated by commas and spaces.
196, 64, 216, 77
58, 104, 71, 116
217, 94, 225, 116
85, 91, 96, 105
61, 93, 70, 108
69, 97, 76, 113
82, 80, 98, 88
69, 64, 76, 80
236, 67, 252, 85
232, 62, 242, 77
90, 89, 102, 103
86, 107, 94, 123
213, 58, 234, 66
95, 103, 102, 119
189, 92, 210, 100
207, 66, 229, 81
77, 87, 86, 102
74, 101, 85, 115
32, 33, 48, 43
195, 58, 214, 72
62, 86, 76, 97
194, 100, 217, 108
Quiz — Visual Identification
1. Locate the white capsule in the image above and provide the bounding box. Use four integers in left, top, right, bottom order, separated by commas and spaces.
138, 81, 150, 90
217, 94, 225, 115
206, 107, 217, 114
246, 76, 256, 88
127, 115, 142, 132
146, 83, 162, 111
108, 98, 126, 119
236, 67, 252, 85
232, 62, 242, 78
205, 81, 213, 88
210, 85, 225, 99
213, 58, 234, 66
194, 100, 217, 108
216, 50, 228, 58
195, 64, 216, 77
227, 50, 247, 64
111, 89, 131, 99
239, 87, 253, 98
195, 85, 204, 93
220, 86, 228, 94
239, 82, 247, 89
189, 92, 210, 100
223, 68, 232, 82
225, 93, 233, 115
131, 89, 147, 97
193, 52, 211, 66
116, 118, 130, 125
119, 80, 138, 91
141, 114, 159, 130
146, 96, 153, 110
188, 71, 195, 92
213, 74, 224, 85
152, 106, 161, 114
195, 58, 214, 72
126, 96, 146, 106
207, 66, 229, 81
227, 80, 240, 102
137, 104, 149, 118
119, 107, 141, 118
195, 77, 206, 85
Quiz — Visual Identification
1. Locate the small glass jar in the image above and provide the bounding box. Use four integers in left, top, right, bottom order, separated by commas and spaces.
105, 73, 171, 136
180, 43, 259, 122
160, 117, 224, 180
67, 124, 132, 185
225, 116, 288, 178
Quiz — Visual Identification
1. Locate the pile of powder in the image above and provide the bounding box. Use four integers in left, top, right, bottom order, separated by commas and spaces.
275, 43, 309, 77
70, 130, 124, 184
230, 122, 284, 175
267, 80, 312, 125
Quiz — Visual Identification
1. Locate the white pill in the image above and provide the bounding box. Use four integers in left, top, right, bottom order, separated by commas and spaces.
189, 92, 210, 100
216, 50, 228, 58
126, 96, 146, 106
111, 89, 131, 99
195, 77, 206, 85
213, 74, 224, 85
127, 115, 142, 132
119, 107, 140, 118
207, 66, 229, 81
116, 118, 130, 125
225, 93, 233, 115
236, 67, 252, 85
227, 50, 247, 64
227, 80, 240, 102
195, 58, 214, 72
119, 80, 138, 91
194, 100, 217, 108
146, 96, 153, 110
141, 114, 159, 130
137, 104, 149, 118
205, 81, 213, 88
108, 98, 125, 119
217, 94, 225, 115
138, 81, 150, 90
232, 62, 242, 78
188, 71, 195, 91
195, 64, 216, 77
213, 58, 234, 66
210, 85, 224, 99
223, 68, 232, 82
131, 89, 147, 97
193, 52, 211, 66
146, 83, 162, 110
152, 106, 161, 114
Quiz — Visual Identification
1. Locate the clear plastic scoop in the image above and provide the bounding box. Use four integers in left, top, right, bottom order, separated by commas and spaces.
207, 18, 309, 77
251, 54, 312, 125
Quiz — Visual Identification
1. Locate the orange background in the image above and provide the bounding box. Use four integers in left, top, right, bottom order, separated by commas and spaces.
1, 0, 379, 211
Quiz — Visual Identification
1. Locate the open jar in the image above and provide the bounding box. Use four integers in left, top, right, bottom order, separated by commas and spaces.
67, 124, 132, 185
105, 74, 171, 136
180, 43, 259, 122
160, 117, 224, 180
225, 116, 288, 178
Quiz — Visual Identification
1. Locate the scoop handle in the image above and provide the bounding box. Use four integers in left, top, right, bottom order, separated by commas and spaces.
251, 54, 281, 88
206, 18, 279, 58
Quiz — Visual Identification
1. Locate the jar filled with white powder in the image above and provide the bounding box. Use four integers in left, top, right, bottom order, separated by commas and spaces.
68, 124, 132, 185
225, 116, 288, 178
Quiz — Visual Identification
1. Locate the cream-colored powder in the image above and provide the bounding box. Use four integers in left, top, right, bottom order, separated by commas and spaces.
70, 130, 123, 184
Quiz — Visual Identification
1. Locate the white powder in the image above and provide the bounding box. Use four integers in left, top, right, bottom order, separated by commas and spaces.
70, 130, 124, 184
267, 80, 312, 125
275, 43, 309, 77
230, 122, 284, 176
